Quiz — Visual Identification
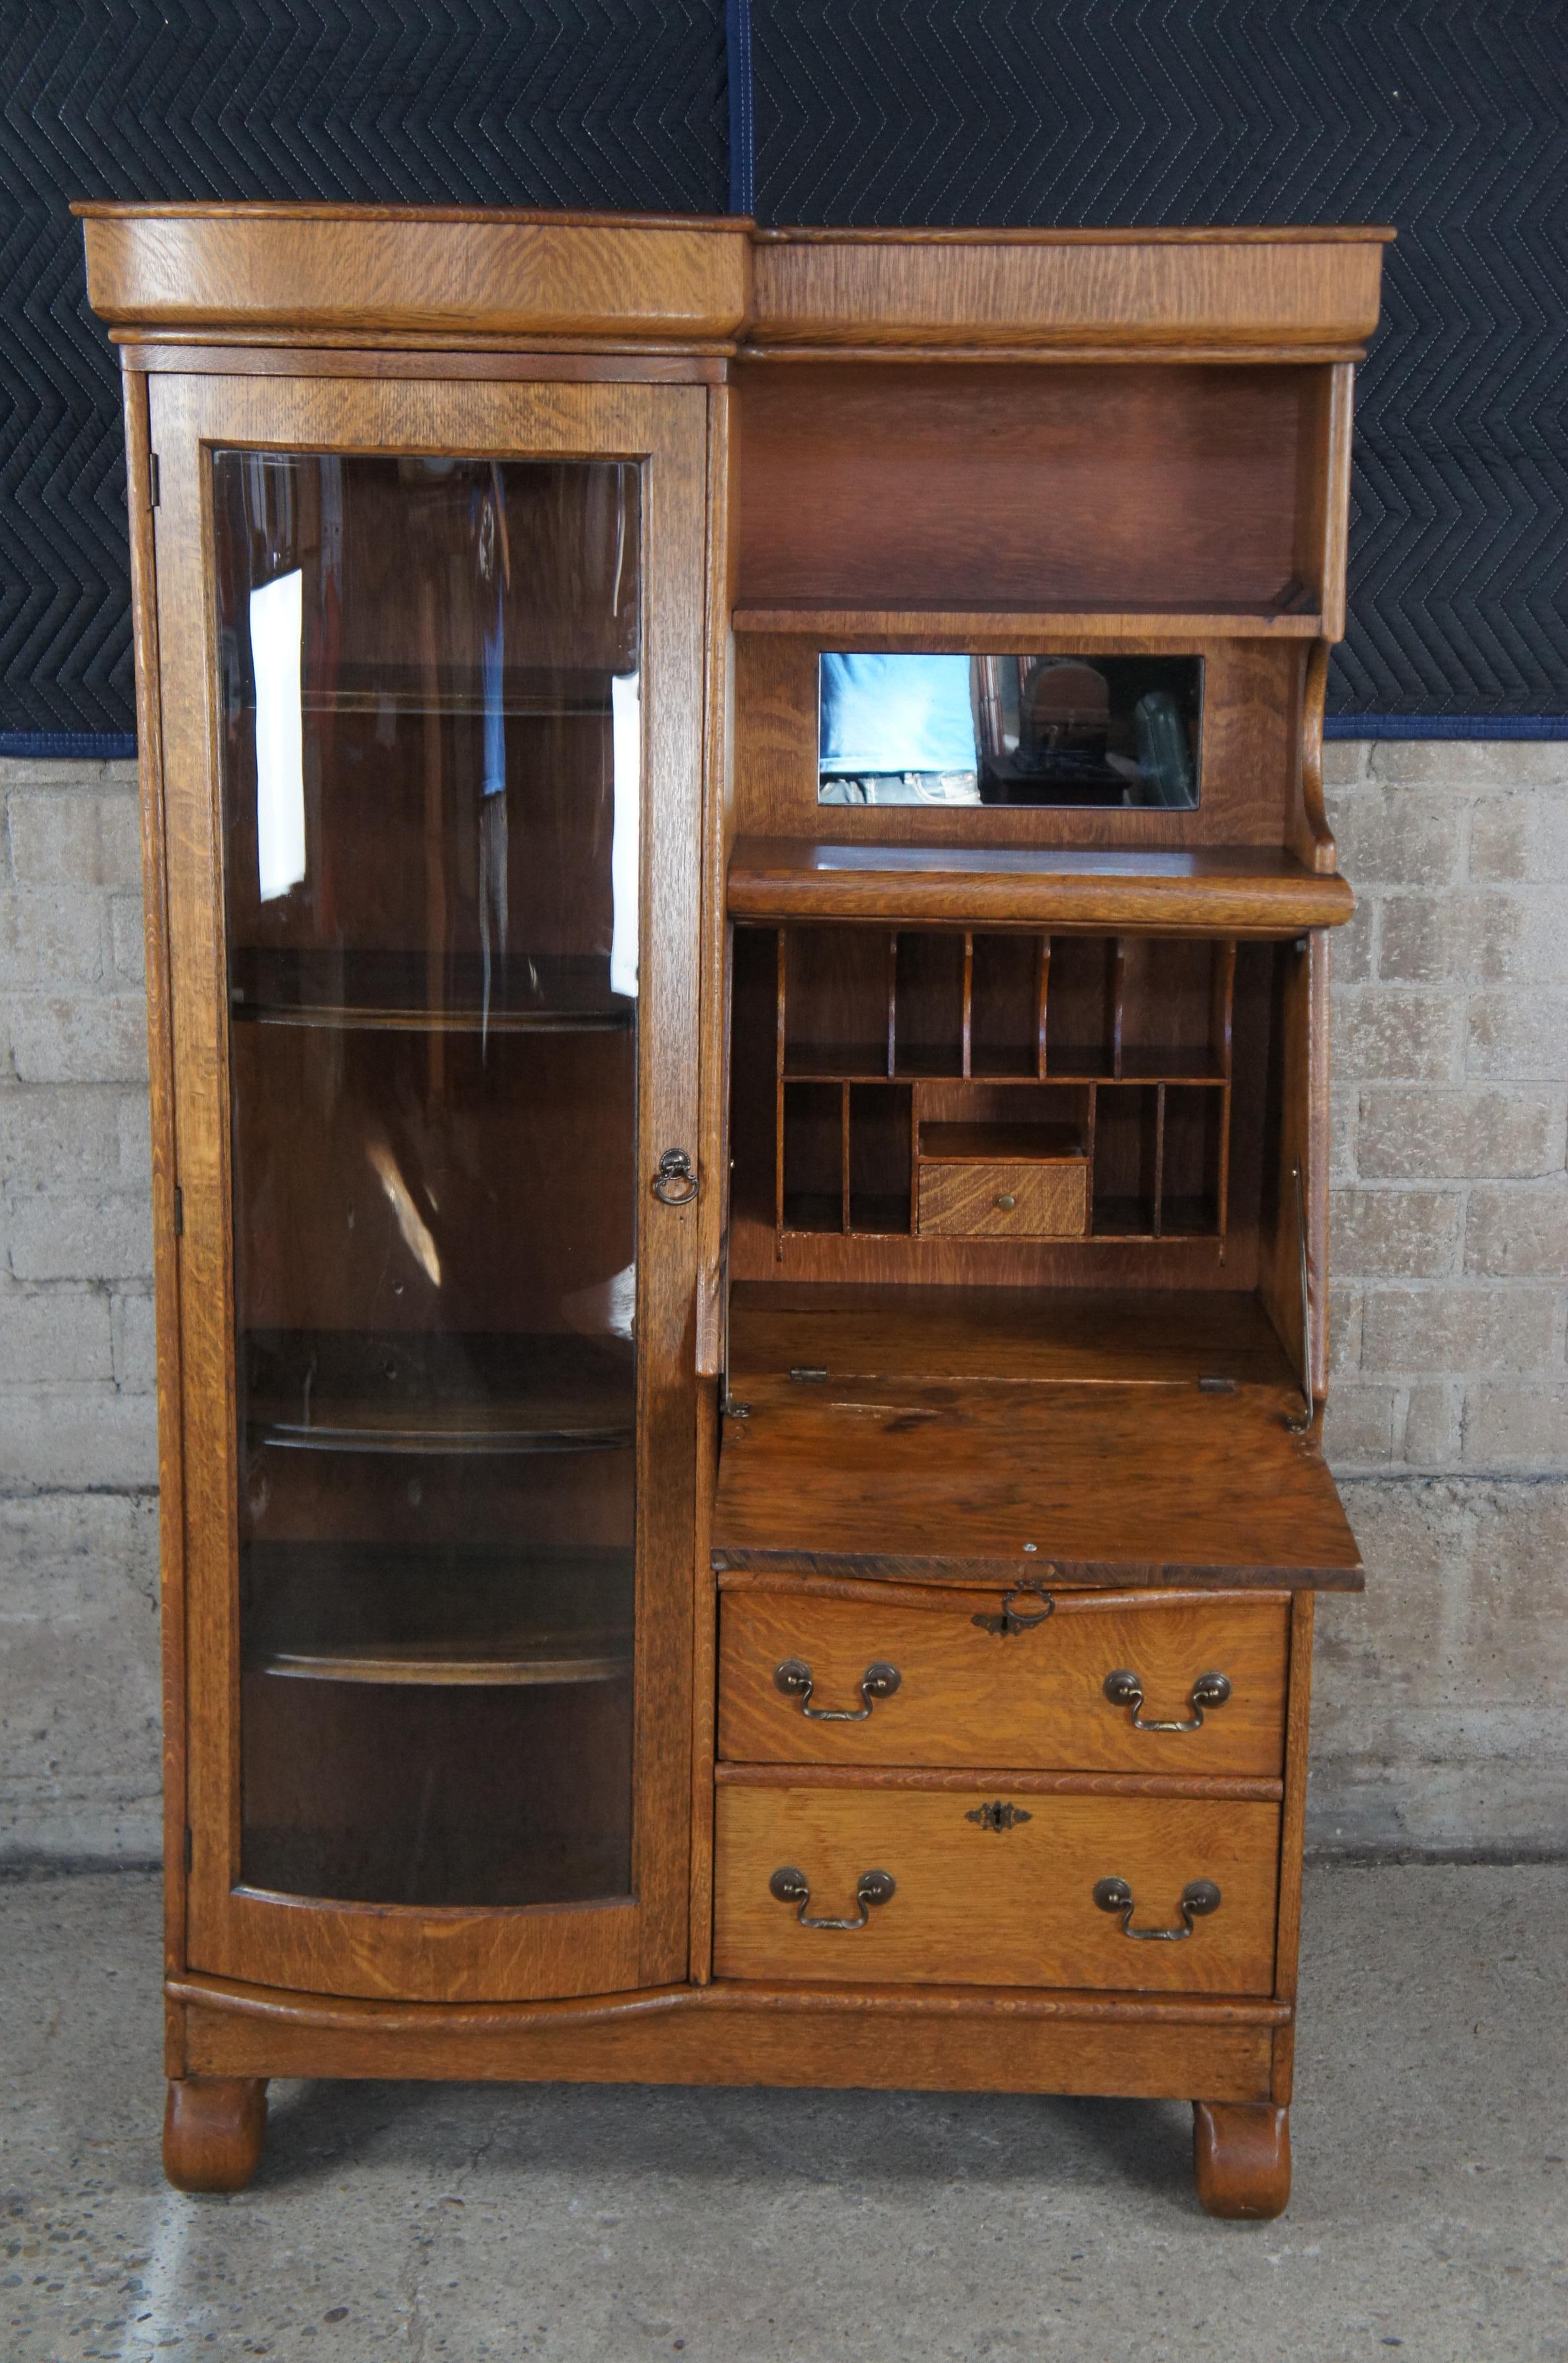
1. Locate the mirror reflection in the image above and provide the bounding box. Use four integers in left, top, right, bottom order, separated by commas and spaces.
818, 653, 1202, 809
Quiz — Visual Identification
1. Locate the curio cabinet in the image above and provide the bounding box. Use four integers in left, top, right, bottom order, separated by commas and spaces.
80, 205, 1388, 2218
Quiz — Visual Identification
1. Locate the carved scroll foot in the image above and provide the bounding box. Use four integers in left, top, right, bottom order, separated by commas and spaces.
163, 2076, 268, 2193
1192, 2100, 1291, 2220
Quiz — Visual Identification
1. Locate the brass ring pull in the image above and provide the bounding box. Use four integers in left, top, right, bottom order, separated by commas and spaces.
1102, 1669, 1232, 1731
971, 1582, 1056, 1637
773, 1658, 901, 1720
1094, 1876, 1222, 1939
769, 1866, 896, 1929
652, 1147, 699, 1205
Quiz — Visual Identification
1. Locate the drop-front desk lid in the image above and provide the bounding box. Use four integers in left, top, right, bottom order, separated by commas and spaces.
712, 1286, 1362, 1591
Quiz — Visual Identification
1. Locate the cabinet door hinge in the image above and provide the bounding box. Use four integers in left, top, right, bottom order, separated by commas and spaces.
148, 454, 160, 508
172, 1184, 183, 1236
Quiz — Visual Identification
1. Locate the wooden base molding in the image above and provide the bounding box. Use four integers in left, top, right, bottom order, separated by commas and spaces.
163, 2076, 269, 2194
1191, 2099, 1292, 2219
172, 1976, 1283, 2105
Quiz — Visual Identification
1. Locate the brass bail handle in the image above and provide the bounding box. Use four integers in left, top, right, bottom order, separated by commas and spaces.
1102, 1669, 1232, 1732
1094, 1876, 1222, 1940
769, 1866, 896, 1930
652, 1147, 699, 1205
971, 1580, 1056, 1637
773, 1658, 901, 1721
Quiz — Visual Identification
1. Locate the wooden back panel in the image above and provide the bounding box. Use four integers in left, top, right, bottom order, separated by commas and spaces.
737, 363, 1312, 612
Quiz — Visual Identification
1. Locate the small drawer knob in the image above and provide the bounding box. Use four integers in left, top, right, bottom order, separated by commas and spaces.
995, 1192, 1017, 1211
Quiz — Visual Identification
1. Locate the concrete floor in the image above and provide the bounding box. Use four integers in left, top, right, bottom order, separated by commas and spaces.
4, 1867, 1565, 2363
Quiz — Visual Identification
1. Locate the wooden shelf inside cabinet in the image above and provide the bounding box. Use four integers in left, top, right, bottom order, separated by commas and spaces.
729, 840, 1355, 934
254, 1631, 633, 1688
230, 948, 634, 1036
243, 1331, 635, 1458
731, 603, 1325, 640
243, 1540, 635, 1691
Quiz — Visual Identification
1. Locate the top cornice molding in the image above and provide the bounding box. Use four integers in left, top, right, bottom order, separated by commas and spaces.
76, 205, 1392, 360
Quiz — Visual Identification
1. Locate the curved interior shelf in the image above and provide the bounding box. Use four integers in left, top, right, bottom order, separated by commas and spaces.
230, 946, 634, 1036
255, 1629, 633, 1688
234, 1004, 631, 1036
241, 1541, 636, 1696
252, 1421, 633, 1456
244, 1330, 636, 1461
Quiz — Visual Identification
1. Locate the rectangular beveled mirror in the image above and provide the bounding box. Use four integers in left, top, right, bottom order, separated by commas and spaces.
817, 652, 1203, 809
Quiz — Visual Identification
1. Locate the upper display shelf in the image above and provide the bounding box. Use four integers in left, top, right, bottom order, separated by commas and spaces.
75, 207, 1391, 361
727, 840, 1355, 935
732, 605, 1324, 641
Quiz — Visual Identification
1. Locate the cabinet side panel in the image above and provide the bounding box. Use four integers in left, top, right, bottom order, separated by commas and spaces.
125, 366, 187, 2031
690, 1381, 718, 1983
696, 382, 734, 1375
147, 372, 242, 1981
1257, 935, 1330, 1411
1271, 1589, 1315, 2103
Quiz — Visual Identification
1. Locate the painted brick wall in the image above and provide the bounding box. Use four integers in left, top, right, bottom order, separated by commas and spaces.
0, 757, 158, 1859
1324, 740, 1568, 1477
1, 749, 1563, 1863
1316, 738, 1568, 1858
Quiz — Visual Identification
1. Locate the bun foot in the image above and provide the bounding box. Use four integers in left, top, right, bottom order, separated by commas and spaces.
1192, 2100, 1291, 2220
164, 2076, 268, 2193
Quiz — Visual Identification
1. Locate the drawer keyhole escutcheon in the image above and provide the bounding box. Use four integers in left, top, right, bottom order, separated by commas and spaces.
773, 1658, 901, 1720
1093, 1876, 1222, 1940
769, 1866, 895, 1929
972, 1582, 1055, 1637
1102, 1669, 1232, 1730
966, 1799, 1032, 1833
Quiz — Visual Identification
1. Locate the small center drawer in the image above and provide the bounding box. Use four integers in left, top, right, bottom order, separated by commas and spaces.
917, 1158, 1087, 1238
714, 1780, 1281, 1991
719, 1589, 1289, 1776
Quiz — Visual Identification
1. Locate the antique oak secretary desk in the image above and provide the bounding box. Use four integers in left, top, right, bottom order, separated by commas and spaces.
79, 206, 1387, 2217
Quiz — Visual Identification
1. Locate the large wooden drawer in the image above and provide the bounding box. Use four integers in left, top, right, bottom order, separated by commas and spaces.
718, 1587, 1289, 1776
714, 1778, 1280, 1991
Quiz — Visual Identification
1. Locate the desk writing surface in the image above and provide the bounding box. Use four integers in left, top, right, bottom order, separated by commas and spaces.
714, 1289, 1359, 1589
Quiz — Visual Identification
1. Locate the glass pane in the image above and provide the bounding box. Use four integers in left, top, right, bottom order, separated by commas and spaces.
818, 653, 1202, 809
213, 451, 642, 1908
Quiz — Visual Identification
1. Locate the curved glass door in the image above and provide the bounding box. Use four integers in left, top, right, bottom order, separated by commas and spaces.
215, 450, 643, 1910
